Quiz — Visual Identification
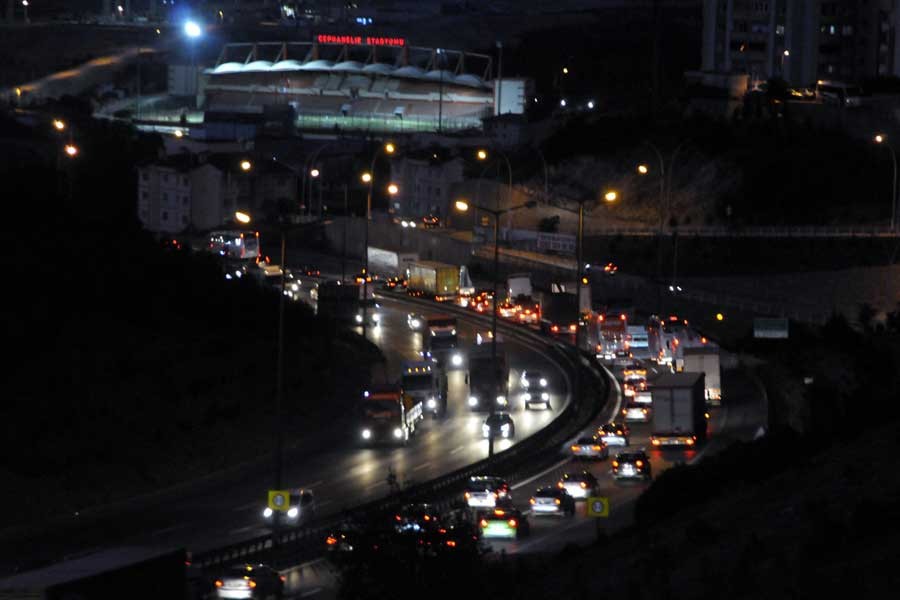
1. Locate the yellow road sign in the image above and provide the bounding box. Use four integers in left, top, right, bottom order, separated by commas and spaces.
587, 496, 610, 518
268, 490, 290, 511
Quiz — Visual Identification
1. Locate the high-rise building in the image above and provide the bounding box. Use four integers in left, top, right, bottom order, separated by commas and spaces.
701, 0, 900, 86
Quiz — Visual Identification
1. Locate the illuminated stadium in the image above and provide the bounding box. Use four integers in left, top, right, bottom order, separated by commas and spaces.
202, 36, 503, 134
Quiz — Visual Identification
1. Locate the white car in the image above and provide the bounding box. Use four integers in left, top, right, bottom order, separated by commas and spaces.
622, 402, 651, 423
570, 436, 609, 460
520, 370, 548, 390
521, 389, 551, 410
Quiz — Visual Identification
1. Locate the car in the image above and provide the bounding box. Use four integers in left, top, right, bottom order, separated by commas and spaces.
482, 412, 515, 439
261, 489, 316, 526
596, 422, 630, 446
622, 401, 651, 422
622, 369, 647, 399
421, 214, 441, 229
517, 304, 540, 325
558, 471, 600, 499
464, 475, 510, 508
603, 262, 618, 276
384, 276, 407, 290
298, 265, 320, 278
407, 312, 425, 330
520, 370, 548, 390
570, 436, 609, 460
612, 450, 652, 481
521, 388, 551, 410
214, 563, 285, 599
394, 503, 441, 534
477, 504, 530, 540
529, 486, 576, 516
497, 301, 518, 319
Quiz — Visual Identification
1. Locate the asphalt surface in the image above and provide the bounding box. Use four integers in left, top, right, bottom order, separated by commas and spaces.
0, 279, 570, 579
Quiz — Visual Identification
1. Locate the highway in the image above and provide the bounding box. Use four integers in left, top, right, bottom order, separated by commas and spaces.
0, 288, 571, 577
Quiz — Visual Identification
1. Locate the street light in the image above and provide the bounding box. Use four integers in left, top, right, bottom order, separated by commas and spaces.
240, 159, 253, 172
362, 142, 398, 337
234, 211, 251, 224
183, 20, 202, 39
64, 144, 79, 157
310, 168, 320, 178
476, 148, 514, 231
874, 133, 897, 231
53, 119, 66, 132
454, 197, 537, 457
387, 183, 399, 195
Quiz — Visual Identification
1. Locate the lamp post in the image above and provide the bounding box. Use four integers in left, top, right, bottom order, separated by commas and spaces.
183, 20, 202, 97
781, 50, 790, 78
875, 134, 897, 232
476, 148, 514, 233
302, 142, 336, 216
455, 197, 536, 457
361, 142, 397, 337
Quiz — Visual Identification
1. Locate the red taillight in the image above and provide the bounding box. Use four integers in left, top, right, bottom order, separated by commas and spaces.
571, 445, 580, 452
554, 499, 561, 505
686, 437, 695, 445
557, 481, 564, 488
580, 482, 588, 489
280, 575, 286, 583
635, 460, 644, 468
592, 445, 602, 451
215, 580, 223, 588
395, 515, 401, 521
326, 536, 338, 545
464, 492, 470, 499
651, 438, 661, 446
493, 509, 505, 516
480, 519, 488, 528
508, 519, 517, 528
611, 461, 619, 468
569, 324, 577, 332
551, 325, 559, 332
529, 498, 536, 505
248, 580, 257, 589
446, 540, 457, 547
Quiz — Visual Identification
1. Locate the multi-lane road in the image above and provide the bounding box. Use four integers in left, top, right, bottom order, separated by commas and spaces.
0, 289, 571, 577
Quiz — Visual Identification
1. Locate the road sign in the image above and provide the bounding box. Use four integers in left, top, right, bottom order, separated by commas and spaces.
268, 490, 290, 512
586, 496, 610, 518
754, 318, 789, 339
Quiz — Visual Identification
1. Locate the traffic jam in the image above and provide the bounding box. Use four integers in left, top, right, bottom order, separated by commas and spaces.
207, 237, 722, 575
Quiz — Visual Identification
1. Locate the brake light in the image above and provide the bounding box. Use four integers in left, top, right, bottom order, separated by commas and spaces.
446, 540, 457, 547
569, 324, 577, 332
571, 445, 580, 451
554, 499, 561, 505
612, 461, 619, 468
395, 515, 401, 521
248, 580, 257, 589
651, 438, 661, 446
508, 519, 517, 528
494, 509, 505, 516
620, 314, 626, 320
635, 460, 644, 467
326, 536, 338, 545
557, 481, 564, 488
598, 315, 604, 322
551, 325, 559, 332
592, 445, 602, 451
464, 492, 470, 499
280, 575, 287, 583
529, 498, 536, 505
580, 482, 588, 488
642, 408, 648, 414
687, 437, 695, 445
215, 580, 223, 588
480, 519, 488, 528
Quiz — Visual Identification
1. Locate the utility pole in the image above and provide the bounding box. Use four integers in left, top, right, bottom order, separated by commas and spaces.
495, 41, 503, 116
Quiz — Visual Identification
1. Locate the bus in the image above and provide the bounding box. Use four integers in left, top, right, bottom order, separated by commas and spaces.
206, 230, 260, 260
815, 80, 862, 108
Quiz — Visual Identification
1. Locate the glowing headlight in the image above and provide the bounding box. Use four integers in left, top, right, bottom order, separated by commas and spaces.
541, 392, 550, 401
496, 395, 507, 405
355, 314, 363, 323
235, 271, 242, 278
501, 423, 510, 432
468, 396, 478, 407
427, 398, 437, 409
225, 274, 232, 280
431, 330, 436, 336
373, 313, 381, 322
540, 378, 547, 387
482, 424, 490, 436
361, 429, 371, 439
451, 354, 463, 367
393, 427, 403, 439
521, 392, 531, 401
451, 329, 457, 335
287, 507, 299, 519
521, 379, 529, 388
263, 507, 273, 518
411, 319, 421, 328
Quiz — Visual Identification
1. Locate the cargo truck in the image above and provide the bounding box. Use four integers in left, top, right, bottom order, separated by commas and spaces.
539, 291, 578, 340
407, 261, 460, 301
318, 281, 379, 326
649, 372, 707, 447
507, 273, 541, 325
359, 383, 423, 445
465, 343, 510, 411
597, 313, 629, 360
402, 359, 448, 418
367, 246, 419, 279
682, 346, 722, 406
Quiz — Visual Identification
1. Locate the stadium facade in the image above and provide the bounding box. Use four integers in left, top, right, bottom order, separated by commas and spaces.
200, 36, 528, 135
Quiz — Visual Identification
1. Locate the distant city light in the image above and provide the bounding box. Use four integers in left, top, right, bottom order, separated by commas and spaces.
240, 159, 252, 172
52, 119, 66, 131
387, 183, 399, 195
64, 144, 79, 157
560, 99, 567, 107
117, 5, 124, 13
183, 20, 202, 39
637, 164, 649, 175
587, 100, 595, 109
310, 168, 320, 178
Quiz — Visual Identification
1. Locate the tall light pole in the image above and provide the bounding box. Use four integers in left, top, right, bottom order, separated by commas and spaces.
361, 141, 397, 337
183, 20, 202, 98
455, 198, 536, 457
476, 148, 514, 233
781, 49, 790, 78
875, 134, 897, 232
302, 142, 336, 216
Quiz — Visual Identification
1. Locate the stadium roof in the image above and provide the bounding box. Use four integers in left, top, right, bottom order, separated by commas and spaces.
208, 41, 493, 90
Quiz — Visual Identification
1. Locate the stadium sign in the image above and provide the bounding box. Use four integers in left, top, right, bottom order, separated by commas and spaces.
316, 34, 406, 47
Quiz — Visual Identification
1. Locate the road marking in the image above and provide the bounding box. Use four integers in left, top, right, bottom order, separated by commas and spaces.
450, 445, 466, 455
511, 456, 571, 490
150, 524, 186, 537
228, 525, 258, 536
412, 461, 432, 472
234, 501, 258, 512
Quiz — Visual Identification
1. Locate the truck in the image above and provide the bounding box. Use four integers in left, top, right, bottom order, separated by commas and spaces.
318, 281, 379, 326
0, 547, 202, 600
626, 325, 652, 360
465, 342, 510, 411
401, 359, 448, 418
597, 313, 629, 360
359, 383, 424, 445
507, 273, 541, 325
407, 261, 460, 301
367, 246, 419, 279
539, 291, 578, 340
649, 372, 708, 447
682, 345, 722, 406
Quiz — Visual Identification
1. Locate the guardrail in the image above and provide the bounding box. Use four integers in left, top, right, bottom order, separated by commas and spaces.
192, 293, 610, 570
581, 225, 900, 238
